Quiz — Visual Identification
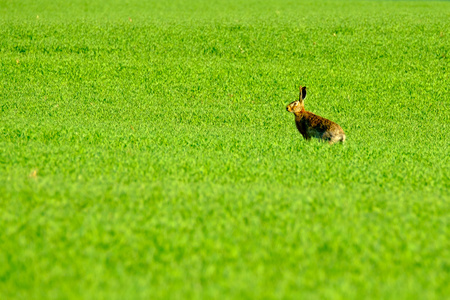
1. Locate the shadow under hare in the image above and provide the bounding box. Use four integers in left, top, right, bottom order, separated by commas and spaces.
286, 86, 346, 144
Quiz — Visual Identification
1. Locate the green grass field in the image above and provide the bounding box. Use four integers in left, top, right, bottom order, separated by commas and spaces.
1, 0, 449, 299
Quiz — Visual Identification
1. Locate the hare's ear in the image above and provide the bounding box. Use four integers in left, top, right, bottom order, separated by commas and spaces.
301, 86, 307, 100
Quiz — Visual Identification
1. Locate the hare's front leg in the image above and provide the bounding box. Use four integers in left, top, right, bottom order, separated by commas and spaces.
295, 123, 310, 140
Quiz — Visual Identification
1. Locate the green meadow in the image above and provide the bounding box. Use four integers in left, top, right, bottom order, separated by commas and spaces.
1, 0, 449, 298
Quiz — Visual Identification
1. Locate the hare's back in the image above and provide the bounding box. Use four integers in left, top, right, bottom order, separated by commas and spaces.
302, 111, 341, 130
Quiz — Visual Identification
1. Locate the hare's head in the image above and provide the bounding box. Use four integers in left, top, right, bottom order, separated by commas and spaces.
286, 86, 307, 113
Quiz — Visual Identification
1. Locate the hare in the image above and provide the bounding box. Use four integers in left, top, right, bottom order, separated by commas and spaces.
286, 86, 346, 144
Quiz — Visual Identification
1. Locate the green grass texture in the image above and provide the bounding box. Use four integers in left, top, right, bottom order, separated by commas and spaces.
1, 0, 449, 299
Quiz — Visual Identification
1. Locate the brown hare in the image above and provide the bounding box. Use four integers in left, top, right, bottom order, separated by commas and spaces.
286, 86, 346, 144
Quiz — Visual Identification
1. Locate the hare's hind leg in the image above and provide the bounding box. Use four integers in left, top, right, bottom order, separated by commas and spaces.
322, 131, 335, 144
330, 134, 346, 144
324, 133, 346, 145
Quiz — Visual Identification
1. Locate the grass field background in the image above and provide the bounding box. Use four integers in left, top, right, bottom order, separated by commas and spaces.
1, 0, 449, 299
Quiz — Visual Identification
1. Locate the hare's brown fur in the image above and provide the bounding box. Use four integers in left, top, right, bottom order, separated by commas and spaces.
286, 86, 346, 144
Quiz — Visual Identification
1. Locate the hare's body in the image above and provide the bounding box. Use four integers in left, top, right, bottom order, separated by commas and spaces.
287, 86, 346, 144
294, 110, 346, 143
